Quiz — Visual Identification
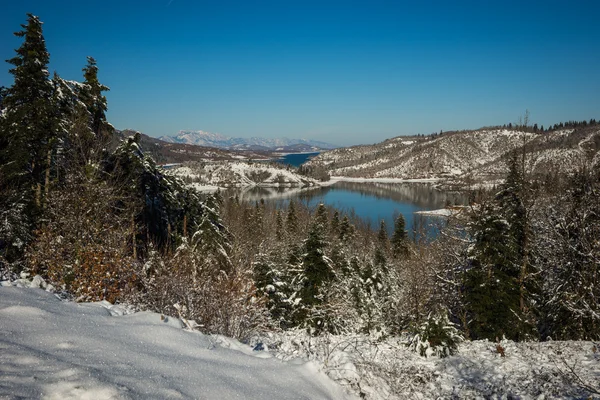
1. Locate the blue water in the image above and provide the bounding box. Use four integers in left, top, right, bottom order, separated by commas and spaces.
242, 182, 466, 239
274, 152, 319, 168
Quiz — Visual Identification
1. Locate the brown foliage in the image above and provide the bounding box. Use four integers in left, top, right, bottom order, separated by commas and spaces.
28, 174, 138, 302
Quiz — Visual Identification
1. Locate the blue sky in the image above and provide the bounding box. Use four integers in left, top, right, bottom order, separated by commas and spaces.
1, 1, 599, 146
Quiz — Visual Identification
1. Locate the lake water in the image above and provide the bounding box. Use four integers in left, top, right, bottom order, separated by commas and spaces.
273, 152, 320, 167
238, 181, 466, 238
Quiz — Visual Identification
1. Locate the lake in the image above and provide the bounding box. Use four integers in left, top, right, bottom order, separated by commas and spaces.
237, 181, 467, 239
273, 152, 320, 168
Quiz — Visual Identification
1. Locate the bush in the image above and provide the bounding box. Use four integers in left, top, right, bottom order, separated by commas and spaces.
408, 310, 463, 358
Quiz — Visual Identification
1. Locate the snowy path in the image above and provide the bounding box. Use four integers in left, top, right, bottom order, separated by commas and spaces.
0, 288, 354, 400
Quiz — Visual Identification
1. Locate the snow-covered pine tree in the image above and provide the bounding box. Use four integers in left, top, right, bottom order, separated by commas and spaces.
299, 203, 334, 331
463, 154, 537, 341
80, 56, 112, 143
102, 132, 205, 255
339, 215, 354, 243
1, 14, 56, 261
2, 14, 56, 202
191, 193, 233, 276
538, 167, 600, 340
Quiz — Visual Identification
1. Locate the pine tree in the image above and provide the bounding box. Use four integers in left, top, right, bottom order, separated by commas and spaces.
463, 154, 536, 341
80, 56, 112, 144
275, 210, 284, 241
330, 210, 340, 238
539, 168, 600, 340
339, 215, 353, 243
2, 14, 55, 209
300, 203, 334, 331
286, 200, 299, 235
391, 214, 409, 258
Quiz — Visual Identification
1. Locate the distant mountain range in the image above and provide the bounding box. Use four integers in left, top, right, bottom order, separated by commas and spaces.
115, 130, 272, 164
159, 130, 337, 152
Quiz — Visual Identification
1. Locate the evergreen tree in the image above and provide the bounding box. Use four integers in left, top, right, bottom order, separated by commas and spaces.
330, 210, 340, 238
339, 215, 353, 243
80, 56, 112, 144
2, 14, 55, 209
377, 219, 388, 246
1, 14, 56, 262
300, 203, 334, 330
286, 200, 299, 235
191, 193, 232, 276
391, 214, 409, 258
463, 154, 536, 341
539, 168, 600, 340
275, 210, 284, 241
102, 133, 205, 255
374, 219, 388, 269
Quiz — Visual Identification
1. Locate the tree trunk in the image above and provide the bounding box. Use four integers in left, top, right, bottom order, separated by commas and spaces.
43, 149, 51, 208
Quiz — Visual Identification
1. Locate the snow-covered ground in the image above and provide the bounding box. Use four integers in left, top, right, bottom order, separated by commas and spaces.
2, 283, 599, 399
168, 161, 319, 190
414, 208, 453, 216
0, 286, 353, 400
262, 331, 600, 399
328, 176, 441, 184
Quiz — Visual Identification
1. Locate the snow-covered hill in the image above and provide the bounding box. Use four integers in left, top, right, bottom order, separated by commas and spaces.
0, 285, 352, 400
306, 126, 600, 184
167, 161, 320, 191
2, 284, 598, 399
159, 130, 337, 151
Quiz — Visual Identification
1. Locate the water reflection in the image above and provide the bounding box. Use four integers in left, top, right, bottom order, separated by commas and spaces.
230, 181, 467, 239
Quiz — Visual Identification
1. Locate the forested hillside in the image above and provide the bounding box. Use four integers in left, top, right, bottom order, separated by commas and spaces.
307, 124, 600, 186
1, 14, 599, 399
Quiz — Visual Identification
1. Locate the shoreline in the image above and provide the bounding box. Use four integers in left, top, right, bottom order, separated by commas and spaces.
326, 176, 442, 185
191, 175, 444, 192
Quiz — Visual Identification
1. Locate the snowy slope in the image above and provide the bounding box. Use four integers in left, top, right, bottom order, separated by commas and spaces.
308, 127, 600, 182
0, 287, 353, 400
168, 161, 319, 190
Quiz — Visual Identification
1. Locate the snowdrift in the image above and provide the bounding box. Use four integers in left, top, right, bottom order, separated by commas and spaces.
0, 287, 352, 399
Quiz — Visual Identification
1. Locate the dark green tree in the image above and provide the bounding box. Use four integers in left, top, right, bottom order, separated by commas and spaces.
2, 14, 55, 209
300, 203, 334, 330
1, 14, 57, 263
80, 56, 112, 144
330, 210, 340, 238
463, 154, 536, 341
286, 200, 299, 235
275, 210, 284, 241
339, 215, 353, 243
391, 214, 409, 258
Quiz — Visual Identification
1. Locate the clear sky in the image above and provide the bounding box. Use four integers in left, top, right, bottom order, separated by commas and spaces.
1, 1, 599, 146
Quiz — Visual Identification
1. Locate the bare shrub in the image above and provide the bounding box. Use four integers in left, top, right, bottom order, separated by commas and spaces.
129, 241, 268, 341
28, 175, 138, 302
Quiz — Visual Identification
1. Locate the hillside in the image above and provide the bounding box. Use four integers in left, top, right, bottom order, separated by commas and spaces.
115, 130, 272, 164
306, 126, 600, 185
167, 160, 320, 191
159, 130, 337, 151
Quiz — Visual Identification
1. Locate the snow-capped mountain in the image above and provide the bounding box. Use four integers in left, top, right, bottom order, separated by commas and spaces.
159, 130, 337, 151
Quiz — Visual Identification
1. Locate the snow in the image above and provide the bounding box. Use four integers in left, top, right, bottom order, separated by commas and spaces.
262, 331, 600, 399
414, 208, 453, 217
167, 161, 319, 189
2, 281, 599, 399
0, 286, 354, 400
329, 176, 441, 184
